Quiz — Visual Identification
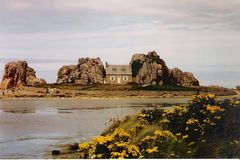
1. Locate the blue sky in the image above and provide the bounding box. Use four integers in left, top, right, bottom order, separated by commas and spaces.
0, 0, 240, 86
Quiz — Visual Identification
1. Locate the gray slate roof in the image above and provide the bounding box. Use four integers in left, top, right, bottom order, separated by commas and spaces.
106, 65, 132, 75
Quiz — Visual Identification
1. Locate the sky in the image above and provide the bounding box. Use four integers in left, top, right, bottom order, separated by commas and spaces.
0, 0, 240, 87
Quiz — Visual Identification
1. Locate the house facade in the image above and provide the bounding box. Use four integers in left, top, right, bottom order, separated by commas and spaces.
105, 63, 132, 84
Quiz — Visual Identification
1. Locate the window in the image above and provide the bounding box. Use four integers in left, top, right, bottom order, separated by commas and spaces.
110, 76, 115, 81
121, 68, 126, 71
123, 76, 128, 81
112, 68, 117, 71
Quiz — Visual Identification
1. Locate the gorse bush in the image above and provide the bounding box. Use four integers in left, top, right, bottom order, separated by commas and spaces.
78, 128, 141, 159
77, 94, 240, 158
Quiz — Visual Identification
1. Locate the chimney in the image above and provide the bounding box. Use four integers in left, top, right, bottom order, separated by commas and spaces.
106, 62, 108, 67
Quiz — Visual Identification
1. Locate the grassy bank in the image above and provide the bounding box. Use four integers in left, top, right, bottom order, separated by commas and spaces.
0, 84, 237, 99
53, 94, 240, 158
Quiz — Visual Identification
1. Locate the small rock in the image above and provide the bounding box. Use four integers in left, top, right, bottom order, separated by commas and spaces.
69, 143, 79, 151
52, 150, 60, 155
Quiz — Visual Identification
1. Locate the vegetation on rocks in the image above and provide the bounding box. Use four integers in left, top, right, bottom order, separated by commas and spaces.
62, 94, 240, 159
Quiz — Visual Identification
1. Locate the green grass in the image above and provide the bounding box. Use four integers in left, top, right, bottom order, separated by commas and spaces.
131, 84, 199, 91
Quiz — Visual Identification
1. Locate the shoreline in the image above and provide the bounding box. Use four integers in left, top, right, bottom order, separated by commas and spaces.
0, 93, 239, 100
0, 84, 238, 100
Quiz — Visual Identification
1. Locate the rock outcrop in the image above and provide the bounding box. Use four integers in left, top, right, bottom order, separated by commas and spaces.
130, 51, 199, 86
57, 57, 104, 85
0, 61, 46, 89
57, 65, 77, 84
169, 68, 199, 86
130, 51, 171, 85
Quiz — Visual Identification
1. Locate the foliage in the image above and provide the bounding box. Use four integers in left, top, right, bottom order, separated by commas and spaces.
78, 128, 141, 159
76, 94, 240, 158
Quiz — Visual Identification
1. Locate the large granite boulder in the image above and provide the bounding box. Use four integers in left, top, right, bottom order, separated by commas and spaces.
57, 57, 104, 85
130, 51, 171, 85
169, 68, 199, 86
0, 61, 46, 89
57, 65, 78, 84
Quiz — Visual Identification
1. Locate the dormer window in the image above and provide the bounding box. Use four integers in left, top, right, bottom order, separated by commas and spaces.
112, 68, 117, 71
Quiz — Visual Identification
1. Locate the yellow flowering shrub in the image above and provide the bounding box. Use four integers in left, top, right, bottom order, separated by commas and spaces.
76, 94, 240, 158
78, 128, 140, 159
139, 130, 180, 158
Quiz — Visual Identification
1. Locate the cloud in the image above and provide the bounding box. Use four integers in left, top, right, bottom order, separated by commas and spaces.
1, 0, 240, 31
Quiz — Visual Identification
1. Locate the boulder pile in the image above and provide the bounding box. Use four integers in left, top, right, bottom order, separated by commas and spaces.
57, 57, 105, 85
130, 51, 199, 86
169, 68, 199, 86
0, 61, 46, 89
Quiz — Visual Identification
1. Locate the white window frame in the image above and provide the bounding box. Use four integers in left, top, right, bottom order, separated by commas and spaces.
123, 76, 128, 81
110, 76, 115, 81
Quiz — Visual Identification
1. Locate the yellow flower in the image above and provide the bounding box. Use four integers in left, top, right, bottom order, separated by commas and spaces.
93, 135, 113, 145
176, 133, 181, 136
146, 147, 159, 154
107, 144, 114, 149
139, 113, 147, 118
160, 118, 170, 123
127, 145, 140, 157
203, 119, 211, 124
79, 143, 90, 149
111, 151, 128, 159
111, 152, 122, 158
206, 105, 224, 113
96, 154, 103, 158
183, 135, 189, 139
112, 128, 130, 138
141, 135, 154, 143
209, 122, 216, 126
116, 142, 127, 148
154, 130, 176, 140
214, 116, 222, 120
208, 94, 216, 99
186, 118, 199, 125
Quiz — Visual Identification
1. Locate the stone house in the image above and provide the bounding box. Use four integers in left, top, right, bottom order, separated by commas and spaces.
105, 63, 132, 84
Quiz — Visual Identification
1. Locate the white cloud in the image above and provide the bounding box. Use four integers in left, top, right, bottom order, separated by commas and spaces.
1, 0, 239, 33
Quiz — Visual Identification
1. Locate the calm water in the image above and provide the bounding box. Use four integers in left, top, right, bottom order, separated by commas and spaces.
0, 98, 188, 158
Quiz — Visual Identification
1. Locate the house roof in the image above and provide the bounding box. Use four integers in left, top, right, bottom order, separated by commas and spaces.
106, 65, 132, 75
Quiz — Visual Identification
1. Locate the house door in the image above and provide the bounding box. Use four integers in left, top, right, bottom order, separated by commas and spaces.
117, 77, 121, 84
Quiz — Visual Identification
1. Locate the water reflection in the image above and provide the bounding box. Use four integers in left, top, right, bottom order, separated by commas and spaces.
0, 98, 188, 158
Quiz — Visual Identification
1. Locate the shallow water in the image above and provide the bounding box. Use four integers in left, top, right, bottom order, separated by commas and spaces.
0, 98, 188, 158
